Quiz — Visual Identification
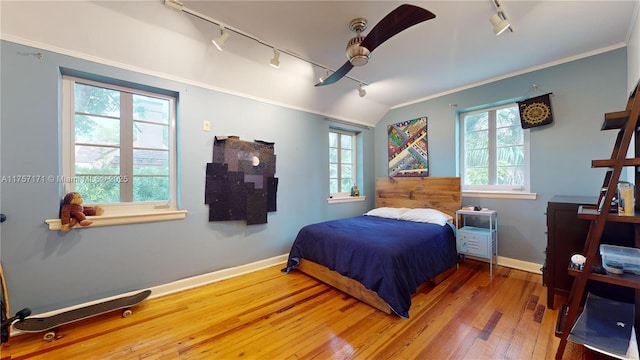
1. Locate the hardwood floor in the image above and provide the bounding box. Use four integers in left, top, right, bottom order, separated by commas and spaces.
1, 260, 616, 359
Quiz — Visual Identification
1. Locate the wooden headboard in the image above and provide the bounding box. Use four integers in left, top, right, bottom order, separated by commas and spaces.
375, 177, 461, 219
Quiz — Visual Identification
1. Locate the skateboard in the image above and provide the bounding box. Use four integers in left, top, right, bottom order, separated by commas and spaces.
14, 289, 151, 341
0, 262, 31, 344
1, 262, 8, 343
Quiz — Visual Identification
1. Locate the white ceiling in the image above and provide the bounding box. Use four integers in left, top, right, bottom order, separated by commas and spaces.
177, 0, 638, 126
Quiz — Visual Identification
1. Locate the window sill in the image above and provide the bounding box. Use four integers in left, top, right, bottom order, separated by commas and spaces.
327, 196, 367, 204
45, 209, 187, 231
463, 190, 537, 200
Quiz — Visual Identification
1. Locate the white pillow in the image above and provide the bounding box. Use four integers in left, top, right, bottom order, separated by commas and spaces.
398, 208, 453, 226
364, 207, 410, 219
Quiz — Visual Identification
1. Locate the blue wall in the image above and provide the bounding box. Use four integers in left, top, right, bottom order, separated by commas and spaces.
376, 48, 628, 264
1, 38, 629, 313
0, 40, 375, 313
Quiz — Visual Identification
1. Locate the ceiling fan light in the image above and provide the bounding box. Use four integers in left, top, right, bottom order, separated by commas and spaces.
212, 26, 230, 51
346, 36, 370, 66
490, 13, 510, 35
349, 54, 369, 66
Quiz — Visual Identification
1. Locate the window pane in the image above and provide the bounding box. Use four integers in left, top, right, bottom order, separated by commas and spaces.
341, 164, 352, 178
75, 145, 120, 174
329, 164, 338, 178
133, 94, 169, 124
133, 176, 169, 201
465, 129, 488, 149
465, 148, 489, 167
497, 126, 523, 147
74, 178, 120, 204
465, 167, 489, 185
329, 148, 338, 163
133, 150, 169, 176
75, 83, 120, 117
497, 165, 524, 185
341, 149, 352, 164
75, 115, 120, 146
329, 179, 338, 193
497, 145, 524, 166
341, 178, 352, 192
329, 132, 338, 147
464, 112, 488, 132
340, 134, 352, 150
133, 122, 169, 149
497, 106, 519, 127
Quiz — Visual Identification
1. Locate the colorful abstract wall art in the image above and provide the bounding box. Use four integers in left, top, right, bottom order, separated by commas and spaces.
205, 136, 278, 225
388, 117, 429, 177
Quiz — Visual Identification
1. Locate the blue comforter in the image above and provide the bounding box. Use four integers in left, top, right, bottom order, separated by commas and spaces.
284, 215, 457, 318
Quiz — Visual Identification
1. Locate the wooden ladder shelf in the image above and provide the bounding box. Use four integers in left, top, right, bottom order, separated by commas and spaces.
555, 79, 640, 359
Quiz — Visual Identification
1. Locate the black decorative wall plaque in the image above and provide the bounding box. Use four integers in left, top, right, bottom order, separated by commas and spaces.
517, 93, 554, 129
205, 136, 278, 225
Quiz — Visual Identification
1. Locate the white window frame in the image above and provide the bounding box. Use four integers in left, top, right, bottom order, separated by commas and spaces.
458, 103, 535, 200
329, 129, 363, 202
46, 75, 186, 230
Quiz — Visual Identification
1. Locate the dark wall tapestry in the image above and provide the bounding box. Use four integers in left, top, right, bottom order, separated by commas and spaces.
205, 136, 278, 225
388, 116, 429, 177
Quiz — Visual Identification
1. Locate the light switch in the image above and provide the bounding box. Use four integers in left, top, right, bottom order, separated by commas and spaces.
203, 120, 211, 131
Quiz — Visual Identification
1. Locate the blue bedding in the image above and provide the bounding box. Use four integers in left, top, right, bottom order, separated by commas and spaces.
283, 215, 457, 318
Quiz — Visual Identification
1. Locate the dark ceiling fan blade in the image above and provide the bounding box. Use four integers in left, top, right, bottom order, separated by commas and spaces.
314, 61, 354, 87
315, 4, 435, 87
360, 4, 436, 53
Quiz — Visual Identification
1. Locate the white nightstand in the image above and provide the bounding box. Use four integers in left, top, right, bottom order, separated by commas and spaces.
455, 209, 498, 276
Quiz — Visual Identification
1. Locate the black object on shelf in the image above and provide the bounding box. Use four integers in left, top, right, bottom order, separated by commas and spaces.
567, 293, 635, 358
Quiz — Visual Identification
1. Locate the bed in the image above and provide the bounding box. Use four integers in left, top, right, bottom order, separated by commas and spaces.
283, 177, 461, 318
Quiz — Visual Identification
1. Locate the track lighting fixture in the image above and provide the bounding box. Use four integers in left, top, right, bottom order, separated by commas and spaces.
357, 84, 366, 97
212, 25, 230, 51
270, 49, 280, 68
166, 0, 368, 87
490, 0, 512, 36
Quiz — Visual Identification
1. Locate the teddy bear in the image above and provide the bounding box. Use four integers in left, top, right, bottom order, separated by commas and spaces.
60, 192, 103, 232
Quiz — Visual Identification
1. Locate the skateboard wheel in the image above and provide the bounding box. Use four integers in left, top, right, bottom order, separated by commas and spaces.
122, 309, 132, 318
43, 331, 56, 341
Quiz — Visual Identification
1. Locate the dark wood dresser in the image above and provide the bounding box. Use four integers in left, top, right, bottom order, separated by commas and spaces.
545, 195, 635, 309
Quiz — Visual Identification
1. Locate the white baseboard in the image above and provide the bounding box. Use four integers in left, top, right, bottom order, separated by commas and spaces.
464, 254, 543, 275
148, 254, 288, 299
498, 256, 543, 274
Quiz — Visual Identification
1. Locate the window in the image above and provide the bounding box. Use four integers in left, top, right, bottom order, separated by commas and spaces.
329, 129, 356, 196
459, 103, 530, 194
61, 75, 178, 211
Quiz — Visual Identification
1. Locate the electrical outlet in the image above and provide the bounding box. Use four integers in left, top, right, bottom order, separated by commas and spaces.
202, 120, 211, 131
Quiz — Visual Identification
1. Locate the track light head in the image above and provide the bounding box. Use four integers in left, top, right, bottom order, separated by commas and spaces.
212, 25, 230, 51
319, 70, 330, 83
270, 49, 280, 68
490, 12, 510, 35
357, 84, 366, 97
490, 1, 512, 36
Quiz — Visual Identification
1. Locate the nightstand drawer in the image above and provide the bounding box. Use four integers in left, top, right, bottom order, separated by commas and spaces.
457, 226, 493, 257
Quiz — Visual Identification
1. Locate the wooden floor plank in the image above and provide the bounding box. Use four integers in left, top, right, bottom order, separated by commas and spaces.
3, 259, 618, 359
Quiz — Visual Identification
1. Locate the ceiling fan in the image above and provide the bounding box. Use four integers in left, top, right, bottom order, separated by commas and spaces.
315, 4, 436, 87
